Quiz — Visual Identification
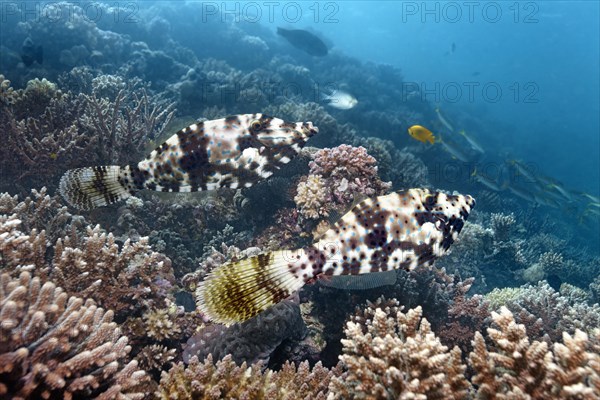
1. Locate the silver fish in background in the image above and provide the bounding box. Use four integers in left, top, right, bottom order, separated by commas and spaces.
60, 114, 318, 210
435, 107, 455, 132
321, 89, 358, 110
437, 133, 471, 162
197, 188, 475, 325
471, 168, 502, 191
458, 130, 485, 153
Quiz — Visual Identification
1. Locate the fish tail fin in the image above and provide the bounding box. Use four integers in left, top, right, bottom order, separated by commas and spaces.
428, 135, 436, 144
196, 250, 307, 325
59, 166, 134, 210
319, 89, 334, 101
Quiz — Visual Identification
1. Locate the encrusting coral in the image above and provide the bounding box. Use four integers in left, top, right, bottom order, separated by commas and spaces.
183, 300, 307, 366
0, 272, 146, 399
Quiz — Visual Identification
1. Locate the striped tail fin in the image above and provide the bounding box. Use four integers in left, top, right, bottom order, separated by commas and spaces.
59, 166, 133, 210
196, 250, 306, 325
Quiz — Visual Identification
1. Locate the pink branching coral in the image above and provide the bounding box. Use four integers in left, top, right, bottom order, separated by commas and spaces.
294, 145, 391, 220
309, 144, 391, 204
157, 354, 337, 400
0, 272, 146, 399
439, 278, 491, 354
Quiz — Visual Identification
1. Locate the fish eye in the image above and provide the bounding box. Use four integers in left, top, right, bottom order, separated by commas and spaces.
250, 120, 262, 132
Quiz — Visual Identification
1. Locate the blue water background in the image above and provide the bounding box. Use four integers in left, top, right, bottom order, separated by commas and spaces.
263, 0, 600, 197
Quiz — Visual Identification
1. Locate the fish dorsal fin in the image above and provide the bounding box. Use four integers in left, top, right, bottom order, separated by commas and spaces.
319, 270, 398, 290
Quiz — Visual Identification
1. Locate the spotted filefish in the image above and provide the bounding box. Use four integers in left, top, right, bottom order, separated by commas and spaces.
197, 188, 475, 325
59, 114, 318, 210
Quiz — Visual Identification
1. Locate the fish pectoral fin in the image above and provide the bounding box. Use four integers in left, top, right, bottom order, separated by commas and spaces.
319, 270, 398, 290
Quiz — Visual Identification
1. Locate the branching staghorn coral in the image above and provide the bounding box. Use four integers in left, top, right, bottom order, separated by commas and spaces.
157, 354, 337, 400
469, 307, 600, 399
82, 75, 176, 165
484, 281, 600, 343
143, 307, 183, 342
51, 225, 175, 321
0, 272, 146, 399
0, 214, 47, 277
0, 74, 18, 105
1, 190, 176, 323
328, 301, 599, 399
0, 187, 86, 246
489, 212, 516, 242
329, 301, 470, 399
0, 73, 174, 194
294, 174, 331, 219
136, 344, 177, 376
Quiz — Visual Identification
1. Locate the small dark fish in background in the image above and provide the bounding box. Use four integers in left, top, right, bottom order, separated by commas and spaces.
277, 27, 328, 56
21, 37, 43, 67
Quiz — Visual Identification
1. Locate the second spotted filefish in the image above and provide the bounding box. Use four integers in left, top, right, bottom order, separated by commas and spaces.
60, 114, 318, 210
197, 188, 475, 325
